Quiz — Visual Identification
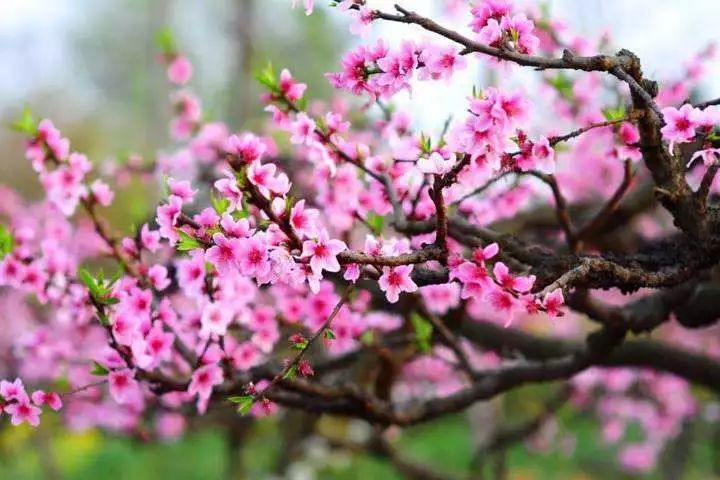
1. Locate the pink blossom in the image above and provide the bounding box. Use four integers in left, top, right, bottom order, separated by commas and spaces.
290, 113, 317, 146
155, 412, 186, 441
237, 235, 270, 278
290, 200, 319, 238
176, 250, 207, 297
140, 224, 162, 253
378, 265, 418, 303
143, 326, 174, 366
247, 162, 290, 195
348, 6, 375, 38
188, 364, 224, 401
112, 311, 142, 347
5, 400, 42, 426
469, 0, 512, 32
418, 45, 467, 81
530, 137, 555, 173
225, 133, 266, 165
201, 302, 234, 336
618, 122, 640, 144
479, 18, 503, 46
501, 14, 539, 54
156, 195, 183, 243
486, 287, 518, 327
0, 378, 29, 403
343, 263, 360, 282
453, 261, 492, 298
689, 147, 720, 167
298, 359, 314, 377
89, 179, 114, 207
376, 41, 417, 93
231, 342, 262, 371
31, 390, 62, 411
167, 56, 193, 85
302, 229, 347, 275
420, 283, 461, 314
148, 264, 171, 291
168, 178, 197, 203
417, 152, 456, 175
108, 369, 140, 405
472, 243, 499, 263
206, 233, 242, 275
221, 214, 251, 238
279, 69, 307, 102
542, 288, 565, 318
661, 104, 699, 149
493, 262, 535, 293
618, 444, 657, 473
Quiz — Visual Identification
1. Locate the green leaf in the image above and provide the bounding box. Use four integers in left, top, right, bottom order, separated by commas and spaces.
78, 268, 99, 295
90, 361, 109, 376
255, 62, 278, 92
211, 192, 231, 215
419, 132, 432, 154
284, 196, 296, 218
176, 230, 201, 251
323, 328, 336, 341
366, 213, 385, 235
283, 365, 298, 380
0, 224, 14, 260
547, 73, 574, 102
410, 312, 434, 353
155, 27, 176, 55
360, 330, 376, 346
602, 105, 626, 122
9, 106, 37, 135
228, 395, 255, 415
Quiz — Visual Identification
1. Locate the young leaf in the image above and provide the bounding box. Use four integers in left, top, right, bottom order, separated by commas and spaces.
155, 27, 176, 55
323, 328, 336, 341
0, 224, 14, 260
602, 105, 626, 122
283, 365, 298, 380
255, 62, 278, 91
176, 230, 201, 251
366, 213, 385, 235
90, 361, 109, 376
9, 106, 37, 135
78, 268, 99, 295
410, 312, 434, 353
228, 395, 255, 415
211, 192, 231, 215
547, 73, 574, 102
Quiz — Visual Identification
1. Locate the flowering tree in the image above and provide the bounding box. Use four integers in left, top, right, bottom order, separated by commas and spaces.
2, 0, 720, 477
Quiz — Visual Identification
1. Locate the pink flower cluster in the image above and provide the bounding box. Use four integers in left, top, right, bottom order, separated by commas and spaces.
451, 243, 563, 327
470, 0, 540, 55
25, 120, 101, 216
0, 378, 61, 427
661, 104, 720, 165
328, 40, 466, 99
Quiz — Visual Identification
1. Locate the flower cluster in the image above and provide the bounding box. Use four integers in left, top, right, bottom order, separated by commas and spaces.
0, 378, 61, 427
661, 103, 720, 164
0, 3, 717, 477
328, 40, 466, 99
470, 0, 540, 54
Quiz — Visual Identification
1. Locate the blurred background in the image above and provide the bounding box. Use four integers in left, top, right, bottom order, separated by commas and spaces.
0, 1, 719, 478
